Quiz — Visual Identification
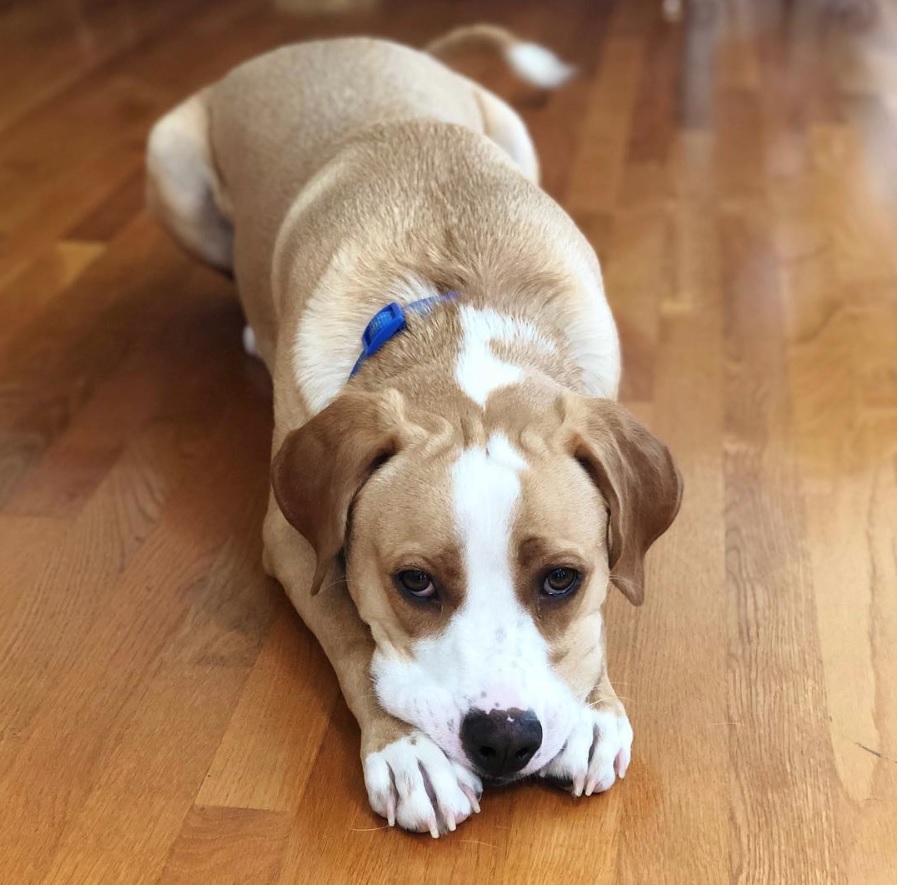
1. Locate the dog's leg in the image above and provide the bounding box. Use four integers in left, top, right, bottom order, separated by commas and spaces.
263, 503, 482, 835
146, 90, 234, 273
471, 85, 541, 184
539, 667, 633, 796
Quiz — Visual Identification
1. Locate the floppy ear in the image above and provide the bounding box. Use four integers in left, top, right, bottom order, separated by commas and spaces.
565, 396, 683, 606
271, 388, 411, 595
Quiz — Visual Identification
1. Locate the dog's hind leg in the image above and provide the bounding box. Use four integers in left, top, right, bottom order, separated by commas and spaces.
146, 90, 234, 273
471, 85, 541, 185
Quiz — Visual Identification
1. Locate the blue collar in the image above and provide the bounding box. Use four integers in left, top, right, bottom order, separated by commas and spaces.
349, 291, 459, 379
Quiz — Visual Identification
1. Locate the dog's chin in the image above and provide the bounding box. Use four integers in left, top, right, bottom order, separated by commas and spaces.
479, 771, 532, 789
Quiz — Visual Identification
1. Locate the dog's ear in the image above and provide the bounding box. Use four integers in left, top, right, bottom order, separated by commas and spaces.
271, 388, 411, 595
563, 395, 682, 606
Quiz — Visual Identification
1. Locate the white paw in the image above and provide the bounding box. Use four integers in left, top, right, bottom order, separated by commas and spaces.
242, 324, 258, 357
363, 733, 483, 837
539, 709, 632, 797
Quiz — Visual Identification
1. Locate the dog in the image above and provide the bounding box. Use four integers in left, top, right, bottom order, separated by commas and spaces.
145, 24, 682, 837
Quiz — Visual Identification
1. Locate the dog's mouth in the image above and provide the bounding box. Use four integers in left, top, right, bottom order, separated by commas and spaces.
479, 771, 532, 789
480, 770, 575, 791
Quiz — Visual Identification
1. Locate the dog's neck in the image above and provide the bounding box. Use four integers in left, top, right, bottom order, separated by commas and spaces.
348, 281, 587, 421
290, 258, 621, 422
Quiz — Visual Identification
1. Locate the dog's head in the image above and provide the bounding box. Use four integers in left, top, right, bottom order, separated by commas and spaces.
272, 385, 681, 782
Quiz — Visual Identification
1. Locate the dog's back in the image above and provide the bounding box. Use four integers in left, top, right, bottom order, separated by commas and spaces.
209, 38, 485, 239
146, 28, 582, 378
207, 38, 487, 340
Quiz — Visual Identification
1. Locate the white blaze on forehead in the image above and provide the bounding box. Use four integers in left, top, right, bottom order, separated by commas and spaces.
453, 433, 526, 598
455, 307, 553, 407
444, 433, 538, 712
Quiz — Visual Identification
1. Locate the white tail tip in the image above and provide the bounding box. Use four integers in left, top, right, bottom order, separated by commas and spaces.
662, 0, 683, 21
242, 324, 258, 357
505, 42, 576, 89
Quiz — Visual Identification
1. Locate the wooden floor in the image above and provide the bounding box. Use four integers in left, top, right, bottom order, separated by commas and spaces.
0, 0, 895, 882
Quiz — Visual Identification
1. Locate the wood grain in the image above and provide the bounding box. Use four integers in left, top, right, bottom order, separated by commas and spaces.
0, 0, 893, 883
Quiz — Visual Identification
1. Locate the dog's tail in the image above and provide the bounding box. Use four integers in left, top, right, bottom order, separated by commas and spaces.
425, 24, 575, 90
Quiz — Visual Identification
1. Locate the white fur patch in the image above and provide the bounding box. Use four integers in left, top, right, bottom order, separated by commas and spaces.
293, 273, 441, 413
557, 244, 621, 398
453, 436, 524, 621
455, 307, 553, 407
505, 42, 576, 89
146, 100, 233, 271
372, 433, 583, 774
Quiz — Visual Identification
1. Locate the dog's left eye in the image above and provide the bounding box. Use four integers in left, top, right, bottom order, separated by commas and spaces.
541, 567, 581, 598
395, 570, 436, 599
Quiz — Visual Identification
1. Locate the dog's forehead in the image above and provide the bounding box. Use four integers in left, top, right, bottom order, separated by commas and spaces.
514, 451, 607, 540
363, 430, 525, 546
449, 432, 526, 580
361, 444, 458, 545
363, 401, 602, 554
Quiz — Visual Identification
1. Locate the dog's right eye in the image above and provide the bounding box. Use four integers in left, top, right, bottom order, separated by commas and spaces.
395, 570, 436, 600
541, 567, 581, 598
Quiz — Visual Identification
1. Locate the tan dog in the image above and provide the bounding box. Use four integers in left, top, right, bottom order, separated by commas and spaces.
146, 25, 682, 837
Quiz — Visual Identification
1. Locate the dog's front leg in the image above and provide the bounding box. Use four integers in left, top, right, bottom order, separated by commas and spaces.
263, 505, 481, 836
539, 666, 634, 797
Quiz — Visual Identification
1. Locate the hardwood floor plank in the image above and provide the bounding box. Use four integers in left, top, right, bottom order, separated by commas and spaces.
565, 36, 646, 214
157, 806, 293, 885
0, 242, 105, 358
3, 266, 244, 518
65, 172, 147, 243
0, 412, 235, 781
0, 396, 271, 885
0, 0, 210, 133
773, 54, 897, 881
37, 487, 276, 885
721, 204, 842, 884
614, 137, 729, 883
602, 207, 666, 401
0, 222, 235, 507
0, 260, 260, 766
195, 604, 339, 812
0, 513, 69, 623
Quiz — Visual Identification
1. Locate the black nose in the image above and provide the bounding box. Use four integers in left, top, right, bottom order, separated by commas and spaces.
460, 708, 543, 778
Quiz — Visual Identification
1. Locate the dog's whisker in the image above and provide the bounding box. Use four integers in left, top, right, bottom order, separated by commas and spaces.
317, 578, 349, 592
588, 698, 635, 708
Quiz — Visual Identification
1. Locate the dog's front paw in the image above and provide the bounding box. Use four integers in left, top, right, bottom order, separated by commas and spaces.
363, 732, 482, 837
540, 708, 633, 797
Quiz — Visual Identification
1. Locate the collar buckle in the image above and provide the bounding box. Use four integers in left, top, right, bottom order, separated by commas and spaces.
361, 302, 406, 355
350, 292, 458, 379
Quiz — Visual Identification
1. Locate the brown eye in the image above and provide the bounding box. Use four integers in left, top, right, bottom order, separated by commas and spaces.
541, 567, 581, 598
396, 570, 436, 599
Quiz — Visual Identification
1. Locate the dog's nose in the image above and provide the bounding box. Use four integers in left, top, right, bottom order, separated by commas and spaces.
460, 707, 543, 777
